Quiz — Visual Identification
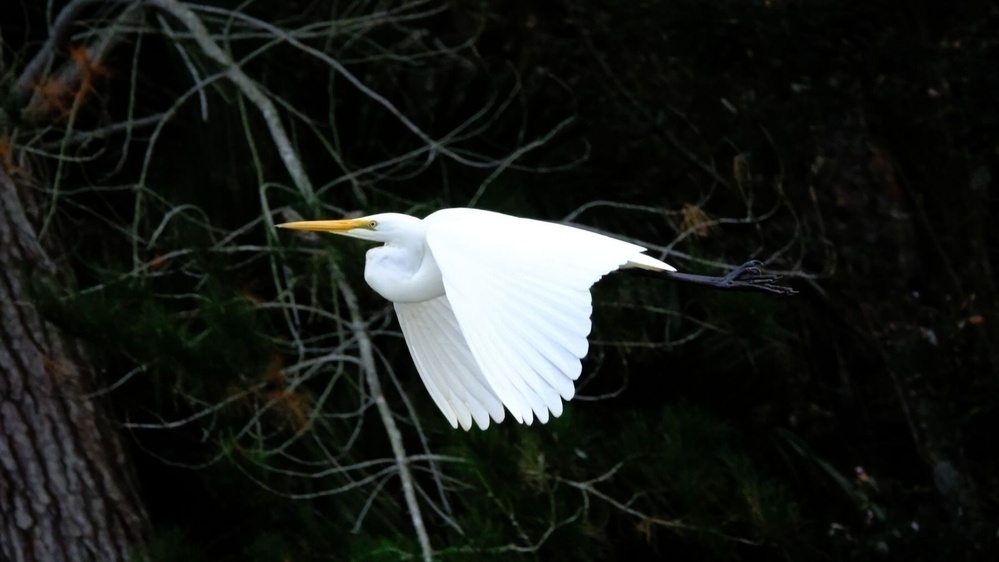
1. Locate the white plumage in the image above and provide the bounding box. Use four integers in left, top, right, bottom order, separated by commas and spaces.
279, 208, 676, 430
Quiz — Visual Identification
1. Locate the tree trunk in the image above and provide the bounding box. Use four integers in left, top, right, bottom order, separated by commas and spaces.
0, 166, 150, 561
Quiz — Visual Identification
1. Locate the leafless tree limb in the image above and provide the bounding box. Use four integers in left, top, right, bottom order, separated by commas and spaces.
336, 270, 434, 562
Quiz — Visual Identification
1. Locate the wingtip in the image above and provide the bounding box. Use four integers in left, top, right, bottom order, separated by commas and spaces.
626, 254, 677, 273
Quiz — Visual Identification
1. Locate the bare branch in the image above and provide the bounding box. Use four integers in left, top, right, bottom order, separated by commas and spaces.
147, 0, 316, 203
335, 269, 434, 562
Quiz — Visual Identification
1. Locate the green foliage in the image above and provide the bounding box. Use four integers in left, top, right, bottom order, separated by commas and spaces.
436, 405, 804, 560
32, 273, 271, 394
143, 528, 207, 562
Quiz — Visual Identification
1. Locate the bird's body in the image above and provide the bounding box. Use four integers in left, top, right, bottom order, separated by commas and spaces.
280, 208, 676, 430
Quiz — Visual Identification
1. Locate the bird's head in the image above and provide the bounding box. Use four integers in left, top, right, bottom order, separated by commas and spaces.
278, 213, 422, 244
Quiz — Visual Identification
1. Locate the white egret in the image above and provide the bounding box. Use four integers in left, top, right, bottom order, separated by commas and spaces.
279, 207, 791, 430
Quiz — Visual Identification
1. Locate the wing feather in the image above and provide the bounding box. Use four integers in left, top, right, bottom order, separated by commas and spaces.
394, 297, 505, 430
424, 208, 659, 424
437, 278, 545, 424
485, 281, 584, 394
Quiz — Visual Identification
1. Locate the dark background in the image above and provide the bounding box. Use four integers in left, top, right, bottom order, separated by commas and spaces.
3, 0, 997, 560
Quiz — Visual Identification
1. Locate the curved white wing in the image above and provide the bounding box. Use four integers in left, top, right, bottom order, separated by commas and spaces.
424, 209, 667, 425
394, 296, 505, 430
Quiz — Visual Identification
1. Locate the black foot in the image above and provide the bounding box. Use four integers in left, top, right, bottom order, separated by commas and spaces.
665, 260, 797, 296
719, 260, 797, 295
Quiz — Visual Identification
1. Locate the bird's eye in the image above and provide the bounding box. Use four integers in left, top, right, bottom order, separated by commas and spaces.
369, 220, 378, 228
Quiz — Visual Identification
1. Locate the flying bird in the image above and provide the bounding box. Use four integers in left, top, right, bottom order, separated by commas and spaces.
279, 207, 791, 430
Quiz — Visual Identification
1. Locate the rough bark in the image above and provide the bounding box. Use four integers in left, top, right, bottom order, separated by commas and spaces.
0, 166, 150, 561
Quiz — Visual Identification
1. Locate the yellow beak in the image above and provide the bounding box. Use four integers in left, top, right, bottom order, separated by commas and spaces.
277, 218, 372, 232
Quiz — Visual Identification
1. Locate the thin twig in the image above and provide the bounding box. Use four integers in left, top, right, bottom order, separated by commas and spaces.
13, 0, 104, 99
